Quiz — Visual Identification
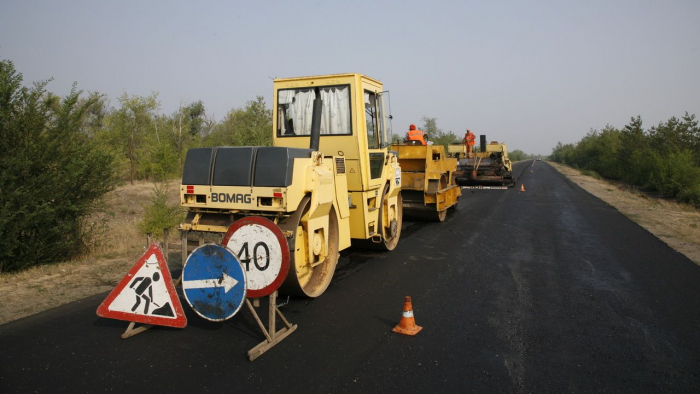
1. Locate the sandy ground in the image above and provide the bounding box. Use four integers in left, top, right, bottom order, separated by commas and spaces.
1, 167, 698, 325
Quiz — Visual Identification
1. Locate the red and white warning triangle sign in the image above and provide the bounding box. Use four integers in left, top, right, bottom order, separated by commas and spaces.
97, 243, 186, 328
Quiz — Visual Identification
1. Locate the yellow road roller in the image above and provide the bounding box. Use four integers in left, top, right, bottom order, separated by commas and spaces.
179, 74, 402, 298
390, 143, 461, 221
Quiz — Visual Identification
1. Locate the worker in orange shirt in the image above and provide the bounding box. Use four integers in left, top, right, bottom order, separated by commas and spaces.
406, 124, 427, 145
464, 129, 476, 157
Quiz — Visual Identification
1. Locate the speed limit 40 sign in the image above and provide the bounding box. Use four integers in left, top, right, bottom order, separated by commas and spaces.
222, 216, 290, 298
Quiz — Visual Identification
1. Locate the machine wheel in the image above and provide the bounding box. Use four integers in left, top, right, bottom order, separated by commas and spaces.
431, 175, 449, 222
381, 184, 403, 250
279, 199, 339, 298
357, 183, 403, 251
449, 196, 460, 210
504, 174, 515, 187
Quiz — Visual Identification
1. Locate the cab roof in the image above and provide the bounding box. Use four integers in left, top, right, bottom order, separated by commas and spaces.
273, 73, 381, 85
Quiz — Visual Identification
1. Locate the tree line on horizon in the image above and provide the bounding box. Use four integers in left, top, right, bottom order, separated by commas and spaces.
550, 114, 700, 206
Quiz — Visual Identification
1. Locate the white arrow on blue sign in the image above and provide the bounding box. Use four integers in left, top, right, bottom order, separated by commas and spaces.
182, 243, 247, 322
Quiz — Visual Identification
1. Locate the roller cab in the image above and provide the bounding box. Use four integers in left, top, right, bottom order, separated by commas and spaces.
272, 74, 402, 250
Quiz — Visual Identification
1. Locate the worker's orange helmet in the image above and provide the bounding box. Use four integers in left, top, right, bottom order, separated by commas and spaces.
409, 124, 416, 130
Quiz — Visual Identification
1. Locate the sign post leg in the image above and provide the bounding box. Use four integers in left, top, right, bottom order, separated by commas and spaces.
164, 228, 169, 262
120, 321, 155, 339
269, 291, 277, 341
246, 291, 297, 361
173, 230, 188, 287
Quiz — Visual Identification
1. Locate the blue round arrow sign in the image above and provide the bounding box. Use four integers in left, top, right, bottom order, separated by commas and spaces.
182, 244, 247, 322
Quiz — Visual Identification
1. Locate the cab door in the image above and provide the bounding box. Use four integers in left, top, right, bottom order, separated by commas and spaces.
362, 87, 389, 190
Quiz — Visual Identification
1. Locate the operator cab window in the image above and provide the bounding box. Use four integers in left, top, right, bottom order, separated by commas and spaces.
365, 91, 379, 149
365, 90, 386, 179
365, 90, 389, 149
277, 85, 351, 136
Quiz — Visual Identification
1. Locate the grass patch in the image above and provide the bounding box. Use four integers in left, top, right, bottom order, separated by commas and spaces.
580, 169, 602, 180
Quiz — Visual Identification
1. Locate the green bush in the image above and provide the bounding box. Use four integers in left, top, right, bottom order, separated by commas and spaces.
581, 170, 602, 180
652, 150, 700, 201
678, 179, 700, 206
0, 60, 117, 273
138, 183, 184, 238
550, 115, 700, 207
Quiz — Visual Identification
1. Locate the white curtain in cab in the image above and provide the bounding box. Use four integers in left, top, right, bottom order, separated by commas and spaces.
319, 86, 349, 135
278, 86, 349, 135
277, 90, 293, 135
278, 89, 316, 135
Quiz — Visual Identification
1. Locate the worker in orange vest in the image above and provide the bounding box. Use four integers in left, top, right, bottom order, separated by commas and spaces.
406, 124, 427, 145
464, 129, 476, 157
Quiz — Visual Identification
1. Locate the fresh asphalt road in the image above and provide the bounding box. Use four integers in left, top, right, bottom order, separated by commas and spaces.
2, 161, 700, 393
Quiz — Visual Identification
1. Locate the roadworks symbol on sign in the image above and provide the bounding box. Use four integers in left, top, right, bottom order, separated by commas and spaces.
96, 243, 187, 328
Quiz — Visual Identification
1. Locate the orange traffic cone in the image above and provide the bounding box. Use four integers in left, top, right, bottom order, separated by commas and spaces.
520, 184, 525, 192
393, 296, 423, 336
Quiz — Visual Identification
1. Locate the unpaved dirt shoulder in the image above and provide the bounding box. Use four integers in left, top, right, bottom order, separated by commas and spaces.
548, 161, 700, 265
0, 181, 181, 326
0, 256, 136, 325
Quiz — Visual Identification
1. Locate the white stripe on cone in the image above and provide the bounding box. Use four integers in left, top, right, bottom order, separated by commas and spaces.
402, 310, 414, 318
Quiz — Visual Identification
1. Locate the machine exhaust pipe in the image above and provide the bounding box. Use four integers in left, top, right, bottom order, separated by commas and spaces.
480, 135, 487, 153
310, 88, 322, 151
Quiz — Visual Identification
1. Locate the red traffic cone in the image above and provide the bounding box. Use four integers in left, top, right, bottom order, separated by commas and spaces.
393, 296, 423, 336
520, 184, 525, 192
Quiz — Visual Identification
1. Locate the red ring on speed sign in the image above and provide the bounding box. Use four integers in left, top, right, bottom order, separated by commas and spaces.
222, 216, 290, 298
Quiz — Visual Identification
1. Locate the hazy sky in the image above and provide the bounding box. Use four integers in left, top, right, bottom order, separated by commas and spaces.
2, 0, 699, 154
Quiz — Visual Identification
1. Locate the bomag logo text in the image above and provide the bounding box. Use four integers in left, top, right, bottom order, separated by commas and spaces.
211, 193, 252, 204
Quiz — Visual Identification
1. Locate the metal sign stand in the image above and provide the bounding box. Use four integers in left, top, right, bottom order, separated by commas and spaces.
245, 291, 297, 361
177, 228, 296, 360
